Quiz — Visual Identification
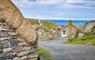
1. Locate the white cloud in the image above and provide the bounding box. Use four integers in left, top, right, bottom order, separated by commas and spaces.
11, 0, 95, 20
12, 0, 95, 8
12, 0, 64, 7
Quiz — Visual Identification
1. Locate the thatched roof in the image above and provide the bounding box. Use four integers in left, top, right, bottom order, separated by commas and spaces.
0, 0, 24, 29
0, 0, 37, 45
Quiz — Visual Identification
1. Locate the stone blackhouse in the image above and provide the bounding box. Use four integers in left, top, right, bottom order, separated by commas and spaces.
0, 0, 38, 60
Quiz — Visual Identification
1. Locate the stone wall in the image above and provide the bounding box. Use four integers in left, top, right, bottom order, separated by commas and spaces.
0, 20, 38, 60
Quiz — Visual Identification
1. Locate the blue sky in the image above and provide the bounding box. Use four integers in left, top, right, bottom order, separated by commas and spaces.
12, 0, 95, 20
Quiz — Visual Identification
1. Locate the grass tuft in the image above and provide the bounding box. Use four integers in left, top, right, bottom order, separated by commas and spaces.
38, 46, 52, 60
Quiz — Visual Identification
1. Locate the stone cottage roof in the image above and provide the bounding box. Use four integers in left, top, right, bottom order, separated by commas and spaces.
85, 21, 95, 32
57, 19, 81, 32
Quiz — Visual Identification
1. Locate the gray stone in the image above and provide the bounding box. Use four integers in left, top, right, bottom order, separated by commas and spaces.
19, 42, 27, 46
3, 48, 12, 52
6, 53, 16, 59
6, 59, 12, 60
17, 51, 30, 57
17, 38, 23, 42
12, 46, 23, 53
10, 35, 18, 39
20, 56, 27, 60
22, 46, 31, 51
28, 54, 38, 59
1, 37, 10, 41
0, 52, 16, 59
0, 58, 5, 60
0, 31, 9, 37
8, 32, 17, 36
13, 57, 21, 60
0, 40, 10, 49
0, 49, 3, 54
9, 39, 18, 47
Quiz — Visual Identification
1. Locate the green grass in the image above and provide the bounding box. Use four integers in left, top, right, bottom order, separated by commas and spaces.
64, 31, 95, 46
42, 21, 57, 29
64, 39, 95, 45
27, 18, 57, 29
38, 46, 52, 60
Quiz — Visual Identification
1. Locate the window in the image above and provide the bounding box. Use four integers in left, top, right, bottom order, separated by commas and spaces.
63, 31, 65, 35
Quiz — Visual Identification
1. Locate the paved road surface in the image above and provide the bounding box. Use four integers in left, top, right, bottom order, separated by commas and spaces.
39, 39, 95, 60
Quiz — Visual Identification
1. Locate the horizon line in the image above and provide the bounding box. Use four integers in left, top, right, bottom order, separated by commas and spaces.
26, 17, 95, 20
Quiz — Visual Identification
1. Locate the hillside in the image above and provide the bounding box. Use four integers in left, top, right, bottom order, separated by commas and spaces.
89, 20, 95, 23
27, 18, 57, 29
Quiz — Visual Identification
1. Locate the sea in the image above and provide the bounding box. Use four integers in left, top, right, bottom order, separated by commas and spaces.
48, 20, 90, 25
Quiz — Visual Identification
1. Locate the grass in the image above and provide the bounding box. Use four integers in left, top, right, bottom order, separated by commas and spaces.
64, 39, 95, 45
38, 46, 52, 60
28, 19, 57, 29
64, 31, 95, 46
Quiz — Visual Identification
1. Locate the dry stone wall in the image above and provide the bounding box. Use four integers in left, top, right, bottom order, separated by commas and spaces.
0, 22, 38, 60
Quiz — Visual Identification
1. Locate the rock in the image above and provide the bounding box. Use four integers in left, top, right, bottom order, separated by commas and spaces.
10, 35, 18, 39
22, 46, 31, 51
28, 54, 38, 59
8, 53, 16, 59
2, 24, 10, 29
0, 26, 8, 31
0, 49, 3, 54
17, 38, 23, 42
4, 29, 15, 32
17, 51, 30, 57
31, 58, 38, 60
12, 46, 23, 53
0, 58, 5, 60
1, 37, 10, 41
3, 48, 12, 53
0, 52, 16, 59
19, 42, 27, 46
0, 31, 9, 37
8, 32, 17, 36
9, 39, 18, 47
0, 42, 4, 49
0, 40, 10, 49
20, 56, 27, 60
6, 59, 12, 60
13, 57, 21, 60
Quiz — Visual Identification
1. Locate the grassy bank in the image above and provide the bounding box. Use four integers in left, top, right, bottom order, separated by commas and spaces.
64, 31, 95, 46
64, 39, 95, 45
28, 19, 57, 29
38, 46, 52, 60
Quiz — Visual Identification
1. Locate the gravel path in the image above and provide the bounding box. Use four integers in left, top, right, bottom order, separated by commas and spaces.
39, 39, 95, 60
